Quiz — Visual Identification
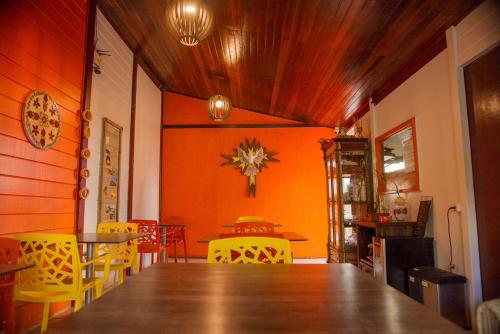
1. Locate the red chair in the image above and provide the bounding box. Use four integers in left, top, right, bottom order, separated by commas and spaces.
234, 221, 275, 233
164, 216, 188, 263
129, 220, 163, 271
0, 237, 19, 334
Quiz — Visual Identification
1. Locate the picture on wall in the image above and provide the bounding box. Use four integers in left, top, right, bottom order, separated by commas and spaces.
98, 118, 122, 223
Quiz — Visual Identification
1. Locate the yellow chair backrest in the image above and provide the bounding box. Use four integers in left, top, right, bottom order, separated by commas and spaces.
96, 222, 137, 264
207, 237, 292, 264
237, 216, 265, 223
14, 233, 82, 294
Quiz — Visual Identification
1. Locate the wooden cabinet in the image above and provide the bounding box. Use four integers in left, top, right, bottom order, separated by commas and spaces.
320, 137, 373, 264
373, 237, 434, 295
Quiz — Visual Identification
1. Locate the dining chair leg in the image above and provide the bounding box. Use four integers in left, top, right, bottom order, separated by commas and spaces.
118, 269, 124, 285
3, 285, 15, 334
74, 297, 83, 312
183, 238, 188, 264
166, 246, 169, 263
139, 253, 144, 272
174, 241, 178, 263
40, 302, 50, 332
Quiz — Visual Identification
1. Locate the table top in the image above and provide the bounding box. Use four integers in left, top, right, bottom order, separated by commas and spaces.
0, 263, 34, 275
354, 221, 417, 229
221, 223, 283, 227
76, 233, 144, 244
158, 223, 186, 227
48, 264, 466, 333
197, 232, 308, 243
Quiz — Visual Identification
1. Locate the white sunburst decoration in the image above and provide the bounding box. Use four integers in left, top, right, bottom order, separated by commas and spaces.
221, 138, 279, 197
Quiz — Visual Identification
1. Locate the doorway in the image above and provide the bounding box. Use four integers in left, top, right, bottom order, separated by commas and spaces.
464, 44, 500, 301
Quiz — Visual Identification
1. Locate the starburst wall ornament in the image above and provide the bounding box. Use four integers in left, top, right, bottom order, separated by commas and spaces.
221, 138, 279, 197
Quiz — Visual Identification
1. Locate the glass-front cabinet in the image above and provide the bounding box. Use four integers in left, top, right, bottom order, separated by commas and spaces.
320, 137, 373, 264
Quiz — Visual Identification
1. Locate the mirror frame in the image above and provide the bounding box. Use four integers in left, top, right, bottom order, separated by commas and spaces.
375, 117, 420, 193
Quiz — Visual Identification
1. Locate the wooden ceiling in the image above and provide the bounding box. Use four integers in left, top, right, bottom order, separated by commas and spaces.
98, 0, 480, 127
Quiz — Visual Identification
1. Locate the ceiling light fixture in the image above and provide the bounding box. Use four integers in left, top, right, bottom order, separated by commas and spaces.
165, 0, 214, 46
207, 94, 231, 122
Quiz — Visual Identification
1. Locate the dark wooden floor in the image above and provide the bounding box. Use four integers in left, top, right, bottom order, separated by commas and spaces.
48, 264, 467, 333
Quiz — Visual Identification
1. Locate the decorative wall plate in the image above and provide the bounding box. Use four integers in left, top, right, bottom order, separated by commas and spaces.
83, 126, 91, 139
22, 91, 61, 150
81, 148, 91, 159
79, 187, 90, 199
82, 109, 93, 121
80, 168, 90, 179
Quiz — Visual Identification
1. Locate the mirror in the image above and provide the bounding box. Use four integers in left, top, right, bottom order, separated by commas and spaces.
376, 118, 419, 193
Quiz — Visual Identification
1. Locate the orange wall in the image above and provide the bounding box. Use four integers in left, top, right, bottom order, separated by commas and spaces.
0, 0, 87, 331
162, 93, 334, 258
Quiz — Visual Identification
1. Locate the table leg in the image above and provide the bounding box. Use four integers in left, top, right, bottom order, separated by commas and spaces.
85, 244, 94, 304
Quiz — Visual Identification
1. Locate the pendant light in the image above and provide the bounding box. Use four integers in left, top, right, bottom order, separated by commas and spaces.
165, 0, 214, 46
207, 94, 232, 122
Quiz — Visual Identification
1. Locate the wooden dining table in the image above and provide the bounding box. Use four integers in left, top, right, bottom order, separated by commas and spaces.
0, 263, 34, 276
221, 223, 283, 228
48, 263, 466, 333
197, 231, 308, 243
77, 232, 144, 304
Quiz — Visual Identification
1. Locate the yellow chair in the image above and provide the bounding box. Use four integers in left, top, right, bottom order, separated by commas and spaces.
207, 237, 292, 264
237, 216, 266, 223
13, 233, 110, 332
95, 222, 139, 286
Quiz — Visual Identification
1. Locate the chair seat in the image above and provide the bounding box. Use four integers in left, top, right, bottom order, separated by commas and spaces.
95, 262, 130, 271
15, 290, 77, 303
82, 278, 99, 291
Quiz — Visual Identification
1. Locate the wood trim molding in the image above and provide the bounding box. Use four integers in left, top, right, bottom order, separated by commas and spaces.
163, 124, 329, 129
127, 56, 138, 220
76, 0, 97, 234
159, 92, 165, 223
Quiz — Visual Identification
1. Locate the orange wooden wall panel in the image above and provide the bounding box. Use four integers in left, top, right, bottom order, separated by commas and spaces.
0, 0, 88, 331
163, 92, 300, 125
162, 93, 334, 258
0, 94, 81, 131
0, 176, 75, 199
0, 214, 75, 235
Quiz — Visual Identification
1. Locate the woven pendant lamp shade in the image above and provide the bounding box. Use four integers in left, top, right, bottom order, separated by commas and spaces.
165, 0, 214, 46
207, 94, 232, 122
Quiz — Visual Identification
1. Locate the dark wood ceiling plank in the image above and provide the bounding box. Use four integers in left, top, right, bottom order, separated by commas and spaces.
98, 0, 482, 127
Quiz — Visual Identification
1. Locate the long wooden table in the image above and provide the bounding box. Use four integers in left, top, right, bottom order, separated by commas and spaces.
0, 263, 34, 276
77, 233, 144, 303
48, 264, 466, 333
197, 232, 308, 243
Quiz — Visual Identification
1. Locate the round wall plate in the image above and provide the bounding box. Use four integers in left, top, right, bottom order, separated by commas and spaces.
22, 91, 61, 150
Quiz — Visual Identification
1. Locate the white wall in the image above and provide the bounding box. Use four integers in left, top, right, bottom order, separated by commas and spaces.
446, 0, 500, 316
85, 9, 133, 232
457, 0, 500, 66
132, 67, 162, 220
363, 0, 499, 323
371, 51, 463, 273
